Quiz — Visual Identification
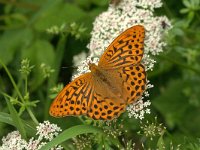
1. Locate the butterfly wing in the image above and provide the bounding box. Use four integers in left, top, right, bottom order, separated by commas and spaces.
49, 72, 125, 120
87, 92, 126, 120
87, 75, 126, 120
98, 25, 145, 69
118, 64, 146, 104
98, 25, 146, 106
49, 73, 94, 117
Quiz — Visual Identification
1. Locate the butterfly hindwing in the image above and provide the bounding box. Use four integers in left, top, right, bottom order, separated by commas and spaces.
87, 92, 126, 120
98, 25, 145, 69
119, 64, 146, 104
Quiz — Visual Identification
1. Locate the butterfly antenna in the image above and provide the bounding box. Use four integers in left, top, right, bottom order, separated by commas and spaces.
61, 66, 78, 70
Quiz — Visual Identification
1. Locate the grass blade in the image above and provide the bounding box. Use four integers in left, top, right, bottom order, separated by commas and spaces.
5, 97, 27, 139
41, 124, 102, 150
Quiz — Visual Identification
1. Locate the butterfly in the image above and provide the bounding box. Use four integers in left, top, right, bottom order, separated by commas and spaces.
49, 25, 146, 120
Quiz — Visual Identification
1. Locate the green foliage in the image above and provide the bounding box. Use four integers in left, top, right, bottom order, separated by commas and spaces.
41, 125, 102, 150
0, 0, 200, 149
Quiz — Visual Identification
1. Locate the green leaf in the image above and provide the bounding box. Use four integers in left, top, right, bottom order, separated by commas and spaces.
41, 125, 102, 150
157, 135, 165, 150
22, 40, 55, 65
180, 8, 189, 14
32, 0, 87, 31
183, 0, 191, 8
0, 28, 33, 66
0, 112, 36, 136
21, 39, 55, 90
0, 112, 13, 125
191, 0, 200, 8
180, 107, 200, 137
5, 97, 27, 139
152, 79, 190, 128
188, 11, 195, 21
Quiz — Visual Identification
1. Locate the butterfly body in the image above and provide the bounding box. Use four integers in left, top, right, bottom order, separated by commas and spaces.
89, 63, 125, 103
50, 25, 146, 120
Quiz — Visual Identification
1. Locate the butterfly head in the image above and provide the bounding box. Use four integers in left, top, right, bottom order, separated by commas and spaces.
88, 63, 98, 73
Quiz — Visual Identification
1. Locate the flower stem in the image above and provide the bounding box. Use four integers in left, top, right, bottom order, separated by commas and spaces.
0, 59, 24, 102
26, 107, 39, 124
0, 59, 38, 124
25, 76, 28, 95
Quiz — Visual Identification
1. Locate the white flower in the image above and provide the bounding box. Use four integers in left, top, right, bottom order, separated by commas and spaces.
36, 120, 62, 141
73, 51, 87, 67
72, 56, 99, 80
0, 131, 27, 150
26, 138, 40, 150
127, 98, 151, 119
136, 0, 162, 10
0, 121, 63, 150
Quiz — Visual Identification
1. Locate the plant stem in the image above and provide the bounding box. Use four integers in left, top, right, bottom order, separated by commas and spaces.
26, 107, 39, 124
0, 59, 38, 124
0, 59, 24, 102
25, 76, 28, 95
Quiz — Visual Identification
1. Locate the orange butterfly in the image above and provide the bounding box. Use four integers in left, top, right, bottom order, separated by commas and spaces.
49, 25, 146, 120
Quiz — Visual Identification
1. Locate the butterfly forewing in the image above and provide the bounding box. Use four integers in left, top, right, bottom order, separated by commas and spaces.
49, 73, 94, 117
98, 25, 145, 69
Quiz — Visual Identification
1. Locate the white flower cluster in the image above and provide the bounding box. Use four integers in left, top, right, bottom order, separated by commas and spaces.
36, 120, 62, 141
72, 55, 99, 80
0, 121, 63, 150
0, 131, 27, 150
127, 98, 151, 120
72, 0, 171, 119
